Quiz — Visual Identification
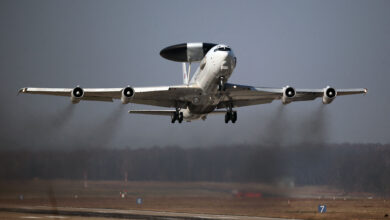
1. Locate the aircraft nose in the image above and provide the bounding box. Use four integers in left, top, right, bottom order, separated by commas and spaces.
227, 51, 236, 64
221, 51, 233, 59
221, 53, 235, 71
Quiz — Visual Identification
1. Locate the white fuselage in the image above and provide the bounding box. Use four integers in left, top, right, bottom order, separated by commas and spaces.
182, 45, 236, 121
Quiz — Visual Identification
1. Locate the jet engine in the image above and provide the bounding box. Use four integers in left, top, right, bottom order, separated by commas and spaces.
282, 86, 296, 104
71, 86, 84, 103
121, 86, 135, 104
322, 86, 337, 104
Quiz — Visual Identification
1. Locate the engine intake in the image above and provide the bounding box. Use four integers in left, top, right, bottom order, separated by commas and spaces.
323, 86, 337, 104
71, 86, 84, 103
121, 86, 135, 104
282, 86, 296, 104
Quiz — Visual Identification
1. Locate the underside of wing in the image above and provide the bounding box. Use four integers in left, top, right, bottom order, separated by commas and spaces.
19, 85, 203, 108
217, 84, 281, 109
217, 83, 367, 108
131, 85, 202, 108
18, 87, 121, 102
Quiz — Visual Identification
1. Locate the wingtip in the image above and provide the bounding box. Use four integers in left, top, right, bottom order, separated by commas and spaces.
17, 87, 27, 95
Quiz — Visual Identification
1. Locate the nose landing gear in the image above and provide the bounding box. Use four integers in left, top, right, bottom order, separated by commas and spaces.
218, 76, 226, 91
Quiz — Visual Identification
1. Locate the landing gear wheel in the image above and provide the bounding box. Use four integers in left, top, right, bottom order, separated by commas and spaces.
171, 112, 178, 123
178, 112, 183, 123
224, 106, 237, 124
231, 111, 237, 123
172, 108, 182, 124
225, 112, 230, 123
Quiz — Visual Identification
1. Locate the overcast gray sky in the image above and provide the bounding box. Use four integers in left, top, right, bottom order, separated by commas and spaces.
0, 0, 389, 149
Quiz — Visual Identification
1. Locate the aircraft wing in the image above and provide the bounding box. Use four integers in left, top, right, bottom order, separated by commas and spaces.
18, 85, 202, 108
217, 83, 367, 109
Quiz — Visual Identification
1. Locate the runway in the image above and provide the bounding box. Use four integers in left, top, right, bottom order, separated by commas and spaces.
0, 206, 300, 220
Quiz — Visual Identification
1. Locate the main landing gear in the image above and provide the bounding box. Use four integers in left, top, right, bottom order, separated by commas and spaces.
225, 108, 237, 124
171, 108, 183, 123
218, 76, 226, 91
225, 111, 237, 123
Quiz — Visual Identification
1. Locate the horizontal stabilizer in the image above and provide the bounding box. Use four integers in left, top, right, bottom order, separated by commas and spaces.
129, 110, 175, 116
207, 110, 228, 115
129, 110, 227, 117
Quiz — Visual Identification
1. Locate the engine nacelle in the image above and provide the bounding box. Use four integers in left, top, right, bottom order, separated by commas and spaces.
322, 86, 337, 104
71, 86, 84, 104
282, 86, 296, 104
121, 86, 135, 104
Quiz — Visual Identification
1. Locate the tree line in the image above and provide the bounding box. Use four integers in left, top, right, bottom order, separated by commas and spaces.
0, 143, 389, 195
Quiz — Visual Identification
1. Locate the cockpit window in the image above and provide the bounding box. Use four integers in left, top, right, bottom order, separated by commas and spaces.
214, 47, 231, 52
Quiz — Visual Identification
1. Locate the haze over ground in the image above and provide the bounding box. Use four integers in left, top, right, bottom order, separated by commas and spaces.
0, 0, 389, 149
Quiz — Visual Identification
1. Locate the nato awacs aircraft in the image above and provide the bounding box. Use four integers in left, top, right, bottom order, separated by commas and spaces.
19, 43, 367, 123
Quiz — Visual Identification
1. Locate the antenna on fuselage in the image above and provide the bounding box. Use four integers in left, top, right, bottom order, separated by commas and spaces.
182, 62, 191, 85
160, 42, 217, 86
